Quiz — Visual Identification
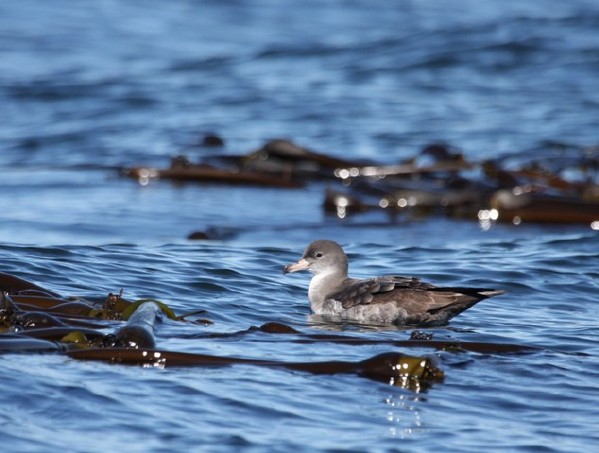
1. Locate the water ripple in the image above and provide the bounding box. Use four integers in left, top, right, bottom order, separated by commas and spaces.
2, 0, 599, 451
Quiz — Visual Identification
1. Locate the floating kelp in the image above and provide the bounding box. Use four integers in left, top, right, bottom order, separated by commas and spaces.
91, 290, 126, 320
125, 162, 302, 188
0, 272, 543, 390
0, 272, 62, 298
87, 291, 178, 321
240, 139, 366, 180
198, 132, 225, 148
328, 143, 598, 225
124, 139, 366, 186
323, 189, 373, 219
0, 274, 183, 344
486, 189, 599, 225
323, 183, 487, 220
334, 147, 472, 179
18, 326, 106, 343
121, 137, 598, 226
484, 145, 599, 195
478, 147, 599, 226
1, 281, 446, 390
66, 348, 444, 390
11, 311, 68, 330
176, 322, 540, 355
112, 302, 162, 349
121, 299, 178, 321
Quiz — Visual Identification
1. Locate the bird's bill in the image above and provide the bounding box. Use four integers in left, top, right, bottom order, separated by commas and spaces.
283, 258, 310, 274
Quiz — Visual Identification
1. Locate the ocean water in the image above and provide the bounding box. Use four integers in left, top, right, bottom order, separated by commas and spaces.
1, 1, 598, 452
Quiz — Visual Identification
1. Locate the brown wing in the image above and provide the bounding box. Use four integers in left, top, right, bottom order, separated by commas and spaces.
331, 275, 433, 309
376, 289, 467, 314
367, 285, 502, 325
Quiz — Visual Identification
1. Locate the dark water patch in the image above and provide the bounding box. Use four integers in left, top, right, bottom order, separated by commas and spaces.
169, 55, 236, 72
203, 267, 244, 278
256, 41, 350, 60
187, 280, 229, 294
0, 244, 76, 258
7, 81, 119, 105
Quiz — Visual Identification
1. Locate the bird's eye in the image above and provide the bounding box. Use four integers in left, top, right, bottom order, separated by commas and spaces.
315, 252, 323, 258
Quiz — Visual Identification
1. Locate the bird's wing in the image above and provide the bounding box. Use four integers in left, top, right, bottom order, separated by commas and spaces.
330, 275, 431, 309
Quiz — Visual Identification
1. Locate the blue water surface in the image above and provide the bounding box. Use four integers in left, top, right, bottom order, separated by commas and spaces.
1, 1, 598, 452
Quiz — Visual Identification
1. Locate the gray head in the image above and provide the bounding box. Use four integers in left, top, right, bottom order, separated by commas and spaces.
283, 240, 349, 277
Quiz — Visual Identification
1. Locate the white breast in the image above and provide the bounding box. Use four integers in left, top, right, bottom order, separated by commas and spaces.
308, 271, 340, 313
309, 275, 406, 324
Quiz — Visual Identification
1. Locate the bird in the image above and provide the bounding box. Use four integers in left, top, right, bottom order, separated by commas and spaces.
283, 239, 504, 326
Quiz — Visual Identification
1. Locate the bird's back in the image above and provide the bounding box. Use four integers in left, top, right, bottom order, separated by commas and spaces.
326, 276, 503, 326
